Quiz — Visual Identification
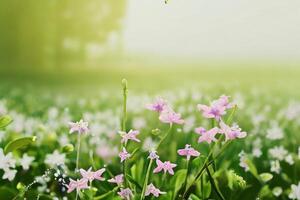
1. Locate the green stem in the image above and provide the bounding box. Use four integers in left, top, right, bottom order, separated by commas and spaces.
121, 79, 128, 186
122, 79, 128, 132
94, 187, 119, 200
140, 159, 154, 200
183, 159, 190, 192
156, 124, 172, 150
75, 133, 81, 172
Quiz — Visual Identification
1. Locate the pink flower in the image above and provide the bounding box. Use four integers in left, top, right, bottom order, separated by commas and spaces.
197, 103, 226, 120
119, 129, 140, 144
195, 127, 219, 144
219, 121, 247, 141
69, 119, 89, 134
177, 144, 200, 160
148, 150, 159, 160
145, 183, 166, 197
108, 174, 124, 185
117, 188, 133, 200
67, 178, 89, 193
217, 95, 234, 109
119, 147, 131, 162
146, 98, 168, 113
159, 108, 184, 125
153, 159, 177, 175
79, 167, 105, 183
197, 95, 234, 120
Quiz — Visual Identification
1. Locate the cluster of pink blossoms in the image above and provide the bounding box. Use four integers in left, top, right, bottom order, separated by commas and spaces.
67, 167, 105, 193
146, 97, 184, 124
195, 95, 246, 143
66, 95, 246, 199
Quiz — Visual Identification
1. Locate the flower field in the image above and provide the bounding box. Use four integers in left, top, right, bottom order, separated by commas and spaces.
0, 72, 300, 200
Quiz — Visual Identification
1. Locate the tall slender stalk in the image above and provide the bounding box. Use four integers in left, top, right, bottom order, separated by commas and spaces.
140, 159, 153, 200
75, 133, 81, 172
140, 124, 173, 200
182, 159, 190, 192
121, 79, 128, 187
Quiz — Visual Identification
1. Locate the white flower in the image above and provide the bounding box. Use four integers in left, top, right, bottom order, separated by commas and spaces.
58, 135, 70, 146
0, 148, 16, 170
183, 116, 195, 133
298, 147, 300, 159
132, 117, 146, 129
238, 151, 249, 172
289, 182, 300, 200
285, 154, 294, 165
266, 122, 284, 140
2, 168, 17, 181
45, 150, 65, 167
270, 160, 281, 174
272, 187, 283, 197
19, 153, 34, 170
269, 146, 288, 161
142, 137, 157, 151
0, 100, 7, 115
252, 148, 262, 158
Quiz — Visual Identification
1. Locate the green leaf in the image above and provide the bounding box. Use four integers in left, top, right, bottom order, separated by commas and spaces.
245, 158, 259, 180
189, 194, 201, 200
61, 144, 74, 153
0, 115, 12, 130
4, 136, 36, 154
173, 169, 187, 198
259, 173, 273, 183
126, 174, 142, 190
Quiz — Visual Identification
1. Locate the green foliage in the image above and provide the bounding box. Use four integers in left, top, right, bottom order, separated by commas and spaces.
0, 115, 12, 130
4, 136, 36, 154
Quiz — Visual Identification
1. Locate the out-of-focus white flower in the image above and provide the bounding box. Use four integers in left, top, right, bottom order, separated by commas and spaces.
183, 116, 195, 133
285, 154, 294, 165
2, 168, 17, 181
252, 148, 262, 158
272, 187, 282, 197
0, 148, 16, 170
284, 102, 300, 121
269, 146, 288, 161
58, 135, 70, 146
132, 117, 146, 130
266, 121, 284, 140
96, 145, 118, 162
298, 147, 300, 159
251, 114, 265, 126
0, 100, 7, 115
270, 160, 281, 174
19, 153, 34, 170
45, 150, 65, 167
289, 182, 300, 200
238, 151, 249, 172
142, 137, 157, 151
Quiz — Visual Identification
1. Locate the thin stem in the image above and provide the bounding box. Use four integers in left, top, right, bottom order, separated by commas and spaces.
140, 159, 154, 200
75, 133, 81, 172
75, 190, 79, 200
156, 124, 172, 150
183, 159, 190, 192
121, 79, 128, 186
122, 79, 128, 132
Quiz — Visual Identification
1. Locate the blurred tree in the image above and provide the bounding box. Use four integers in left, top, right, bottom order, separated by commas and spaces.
0, 0, 126, 70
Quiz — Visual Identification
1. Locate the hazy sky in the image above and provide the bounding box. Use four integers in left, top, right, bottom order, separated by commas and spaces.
123, 0, 300, 60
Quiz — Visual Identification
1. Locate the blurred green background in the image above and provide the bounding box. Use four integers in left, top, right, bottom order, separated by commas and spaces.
0, 0, 299, 93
